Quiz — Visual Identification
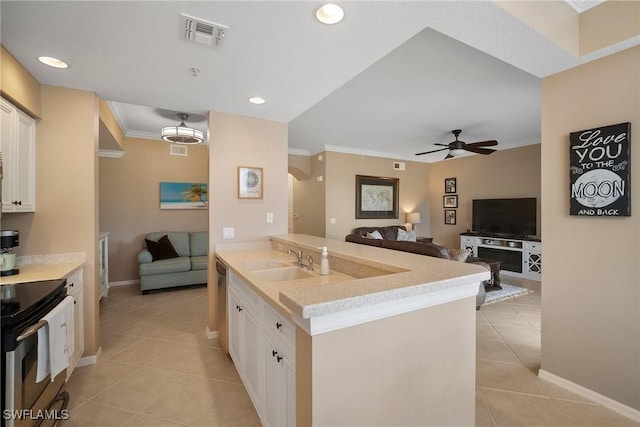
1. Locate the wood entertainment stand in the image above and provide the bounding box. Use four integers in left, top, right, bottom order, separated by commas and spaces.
460, 233, 541, 281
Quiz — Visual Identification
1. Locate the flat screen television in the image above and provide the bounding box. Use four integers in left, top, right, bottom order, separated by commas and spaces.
472, 198, 537, 237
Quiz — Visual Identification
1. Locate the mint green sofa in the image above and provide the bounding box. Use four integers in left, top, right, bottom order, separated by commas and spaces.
138, 231, 208, 294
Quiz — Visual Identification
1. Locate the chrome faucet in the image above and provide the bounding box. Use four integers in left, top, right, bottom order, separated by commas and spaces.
287, 244, 303, 266
287, 244, 314, 270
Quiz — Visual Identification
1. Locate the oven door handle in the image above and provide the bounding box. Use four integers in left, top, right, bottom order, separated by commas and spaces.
16, 320, 47, 342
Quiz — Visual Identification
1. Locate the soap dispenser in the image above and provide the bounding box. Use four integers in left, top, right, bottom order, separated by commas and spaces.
319, 246, 330, 275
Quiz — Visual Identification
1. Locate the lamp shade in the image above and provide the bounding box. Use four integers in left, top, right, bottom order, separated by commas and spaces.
450, 148, 466, 156
406, 212, 421, 224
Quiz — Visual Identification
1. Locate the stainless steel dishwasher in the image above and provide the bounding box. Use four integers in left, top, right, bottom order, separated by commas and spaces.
215, 257, 229, 353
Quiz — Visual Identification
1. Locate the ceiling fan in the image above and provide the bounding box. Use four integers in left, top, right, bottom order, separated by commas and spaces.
415, 129, 498, 159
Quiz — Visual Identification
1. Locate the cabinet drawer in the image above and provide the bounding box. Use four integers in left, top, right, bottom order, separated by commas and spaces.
263, 302, 295, 346
229, 271, 261, 310
66, 268, 83, 297
524, 241, 541, 251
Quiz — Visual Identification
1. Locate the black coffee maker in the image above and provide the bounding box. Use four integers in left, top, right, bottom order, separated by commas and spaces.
1, 230, 20, 276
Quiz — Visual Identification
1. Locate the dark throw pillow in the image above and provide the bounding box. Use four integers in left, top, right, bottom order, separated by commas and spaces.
145, 235, 179, 261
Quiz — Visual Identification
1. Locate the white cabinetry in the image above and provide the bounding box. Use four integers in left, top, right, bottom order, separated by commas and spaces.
1, 97, 36, 213
227, 271, 296, 427
65, 268, 84, 379
98, 232, 110, 300
460, 235, 542, 281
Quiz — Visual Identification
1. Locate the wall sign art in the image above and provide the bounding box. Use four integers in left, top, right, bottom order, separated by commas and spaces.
356, 175, 399, 219
569, 122, 631, 216
238, 166, 263, 199
160, 182, 208, 209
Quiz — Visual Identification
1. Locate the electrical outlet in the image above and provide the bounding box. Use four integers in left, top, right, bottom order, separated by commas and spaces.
330, 218, 336, 224
223, 227, 235, 239
266, 212, 274, 223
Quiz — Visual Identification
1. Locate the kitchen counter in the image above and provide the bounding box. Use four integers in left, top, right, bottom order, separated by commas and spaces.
216, 234, 489, 324
216, 234, 487, 426
0, 261, 84, 285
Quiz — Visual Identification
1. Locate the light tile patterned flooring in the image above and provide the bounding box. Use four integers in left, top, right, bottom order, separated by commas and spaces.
65, 280, 639, 426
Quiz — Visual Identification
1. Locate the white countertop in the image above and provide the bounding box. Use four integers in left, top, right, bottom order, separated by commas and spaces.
216, 234, 489, 321
0, 262, 84, 285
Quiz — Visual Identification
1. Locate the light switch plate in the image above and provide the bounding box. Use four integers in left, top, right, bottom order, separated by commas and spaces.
223, 227, 235, 239
330, 218, 336, 224
266, 212, 274, 223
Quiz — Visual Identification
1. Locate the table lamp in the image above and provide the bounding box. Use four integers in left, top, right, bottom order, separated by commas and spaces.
405, 212, 421, 231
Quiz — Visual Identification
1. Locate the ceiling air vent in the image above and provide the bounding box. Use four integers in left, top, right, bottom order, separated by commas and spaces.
170, 144, 188, 156
181, 13, 228, 48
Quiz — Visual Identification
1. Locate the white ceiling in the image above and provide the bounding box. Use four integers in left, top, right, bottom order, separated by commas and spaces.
1, 1, 633, 163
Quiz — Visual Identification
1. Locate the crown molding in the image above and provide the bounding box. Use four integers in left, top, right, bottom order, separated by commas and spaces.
99, 149, 125, 158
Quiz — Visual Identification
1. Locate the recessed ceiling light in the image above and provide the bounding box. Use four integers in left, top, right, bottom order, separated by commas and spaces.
38, 56, 69, 69
248, 97, 266, 105
316, 4, 344, 25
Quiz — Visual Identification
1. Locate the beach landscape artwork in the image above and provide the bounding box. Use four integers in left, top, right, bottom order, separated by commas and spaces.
160, 182, 208, 210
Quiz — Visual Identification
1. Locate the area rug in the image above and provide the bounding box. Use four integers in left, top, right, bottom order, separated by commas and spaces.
484, 283, 533, 305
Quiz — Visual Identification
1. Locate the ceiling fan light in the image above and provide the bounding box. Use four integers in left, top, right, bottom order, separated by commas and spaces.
450, 148, 466, 156
161, 114, 204, 144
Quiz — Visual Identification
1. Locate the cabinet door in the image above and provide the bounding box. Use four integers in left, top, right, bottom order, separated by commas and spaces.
1, 100, 16, 211
66, 269, 84, 379
228, 290, 242, 365
242, 306, 261, 413
283, 353, 296, 427
262, 333, 280, 427
14, 110, 35, 211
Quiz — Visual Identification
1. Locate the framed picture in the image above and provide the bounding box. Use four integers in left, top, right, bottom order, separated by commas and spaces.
160, 182, 208, 210
444, 209, 457, 225
444, 177, 457, 194
443, 195, 458, 208
238, 166, 263, 199
356, 175, 399, 219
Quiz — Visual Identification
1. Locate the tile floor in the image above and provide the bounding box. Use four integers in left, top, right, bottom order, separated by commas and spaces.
64, 280, 639, 426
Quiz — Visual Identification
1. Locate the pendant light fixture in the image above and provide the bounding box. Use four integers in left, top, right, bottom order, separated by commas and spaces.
161, 113, 204, 144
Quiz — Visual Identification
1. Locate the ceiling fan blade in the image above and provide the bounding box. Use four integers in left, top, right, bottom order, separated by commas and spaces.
444, 153, 454, 159
466, 140, 498, 148
465, 146, 497, 155
415, 147, 449, 156
434, 143, 450, 147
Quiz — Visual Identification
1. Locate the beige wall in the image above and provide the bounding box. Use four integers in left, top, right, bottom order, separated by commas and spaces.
428, 144, 541, 249
292, 153, 326, 237
2, 85, 100, 357
207, 111, 288, 332
0, 45, 41, 118
579, 0, 640, 55
98, 100, 124, 151
324, 152, 430, 240
541, 46, 639, 410
99, 137, 209, 282
298, 297, 476, 426
495, 1, 579, 55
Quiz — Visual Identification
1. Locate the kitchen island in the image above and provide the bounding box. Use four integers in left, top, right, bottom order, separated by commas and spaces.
215, 234, 489, 426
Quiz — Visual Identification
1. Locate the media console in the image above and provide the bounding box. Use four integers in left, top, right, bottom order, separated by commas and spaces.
460, 233, 541, 281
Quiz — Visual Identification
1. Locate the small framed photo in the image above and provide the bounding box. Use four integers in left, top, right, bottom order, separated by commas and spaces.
444, 177, 457, 194
238, 166, 263, 199
444, 209, 457, 225
443, 195, 458, 208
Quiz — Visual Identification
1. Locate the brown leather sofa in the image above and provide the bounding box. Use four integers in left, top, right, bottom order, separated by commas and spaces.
345, 226, 487, 308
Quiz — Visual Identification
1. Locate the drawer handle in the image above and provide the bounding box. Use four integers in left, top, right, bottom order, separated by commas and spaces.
272, 350, 278, 357
276, 355, 283, 363
69, 282, 74, 287
276, 322, 282, 330
237, 305, 243, 312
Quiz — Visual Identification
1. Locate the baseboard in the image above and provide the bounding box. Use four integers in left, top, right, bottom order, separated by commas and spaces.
538, 369, 640, 422
76, 346, 102, 367
206, 326, 218, 339
109, 280, 140, 287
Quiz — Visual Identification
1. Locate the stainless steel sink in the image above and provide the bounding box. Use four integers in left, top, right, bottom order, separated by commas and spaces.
250, 267, 314, 282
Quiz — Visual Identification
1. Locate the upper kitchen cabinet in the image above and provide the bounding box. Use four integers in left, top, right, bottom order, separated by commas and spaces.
1, 97, 35, 213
